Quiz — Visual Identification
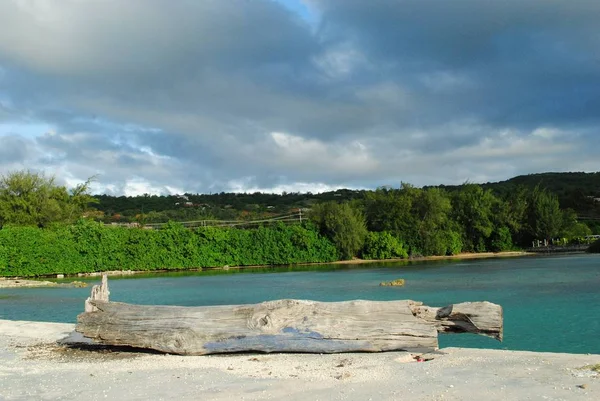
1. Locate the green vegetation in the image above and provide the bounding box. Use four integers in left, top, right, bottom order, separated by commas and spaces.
379, 278, 405, 287
87, 172, 600, 228
438, 172, 600, 232
0, 220, 337, 277
1, 170, 599, 277
528, 186, 565, 242
362, 232, 408, 260
578, 363, 600, 373
0, 170, 96, 228
310, 202, 367, 260
363, 185, 462, 256
310, 182, 594, 258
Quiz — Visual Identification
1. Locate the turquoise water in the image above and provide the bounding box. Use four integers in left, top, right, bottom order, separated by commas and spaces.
2, 254, 600, 354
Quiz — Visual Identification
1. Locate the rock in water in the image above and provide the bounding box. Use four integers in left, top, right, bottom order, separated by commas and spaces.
380, 279, 405, 286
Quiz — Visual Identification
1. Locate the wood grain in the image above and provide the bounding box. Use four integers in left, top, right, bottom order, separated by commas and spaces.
76, 276, 503, 355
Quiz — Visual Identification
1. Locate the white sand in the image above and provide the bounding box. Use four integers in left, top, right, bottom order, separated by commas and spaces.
0, 279, 58, 288
0, 319, 598, 400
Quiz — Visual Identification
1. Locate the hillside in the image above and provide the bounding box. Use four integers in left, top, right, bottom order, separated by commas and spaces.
92, 172, 600, 226
436, 172, 600, 219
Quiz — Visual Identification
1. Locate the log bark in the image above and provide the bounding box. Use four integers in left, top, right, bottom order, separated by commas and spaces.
75, 275, 503, 355
411, 302, 503, 341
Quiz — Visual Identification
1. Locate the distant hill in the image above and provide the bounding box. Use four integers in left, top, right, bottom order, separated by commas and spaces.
92, 189, 367, 222
435, 172, 600, 218
492, 172, 600, 194
92, 172, 600, 223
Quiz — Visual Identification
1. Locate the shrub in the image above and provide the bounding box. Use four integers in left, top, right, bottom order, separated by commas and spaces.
0, 220, 338, 277
310, 202, 368, 260
445, 230, 463, 255
490, 226, 513, 252
362, 232, 408, 260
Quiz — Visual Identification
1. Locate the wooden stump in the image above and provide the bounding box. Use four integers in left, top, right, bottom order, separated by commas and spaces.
84, 274, 109, 313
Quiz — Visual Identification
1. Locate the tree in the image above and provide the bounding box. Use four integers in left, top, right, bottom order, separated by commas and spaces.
310, 202, 367, 260
492, 186, 528, 246
414, 188, 457, 256
451, 184, 496, 252
364, 184, 419, 252
528, 186, 564, 242
364, 185, 461, 256
489, 226, 513, 252
66, 176, 98, 222
559, 209, 591, 239
0, 170, 96, 228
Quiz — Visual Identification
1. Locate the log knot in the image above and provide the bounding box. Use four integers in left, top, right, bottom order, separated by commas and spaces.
436, 305, 453, 319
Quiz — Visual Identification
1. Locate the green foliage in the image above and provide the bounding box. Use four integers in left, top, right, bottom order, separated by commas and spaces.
310, 202, 368, 260
0, 220, 337, 277
438, 172, 600, 221
365, 185, 476, 256
451, 184, 496, 252
560, 209, 592, 238
528, 186, 564, 241
445, 230, 463, 255
491, 186, 528, 245
361, 232, 408, 260
490, 226, 513, 252
364, 184, 419, 252
415, 188, 457, 256
4, 168, 598, 273
0, 170, 97, 228
89, 172, 600, 224
584, 220, 600, 235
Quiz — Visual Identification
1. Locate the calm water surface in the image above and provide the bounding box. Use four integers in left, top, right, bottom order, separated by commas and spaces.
2, 254, 599, 354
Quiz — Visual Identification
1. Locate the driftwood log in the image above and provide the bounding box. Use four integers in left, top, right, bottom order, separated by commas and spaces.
76, 275, 503, 355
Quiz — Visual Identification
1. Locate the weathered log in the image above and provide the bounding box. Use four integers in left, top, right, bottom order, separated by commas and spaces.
84, 274, 109, 313
75, 275, 503, 355
412, 302, 503, 341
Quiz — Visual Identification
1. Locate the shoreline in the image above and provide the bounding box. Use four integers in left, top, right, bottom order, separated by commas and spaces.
1, 319, 598, 400
329, 250, 535, 265
0, 278, 89, 288
0, 250, 572, 287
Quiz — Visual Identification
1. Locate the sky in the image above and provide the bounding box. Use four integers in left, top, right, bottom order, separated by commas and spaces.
0, 0, 599, 196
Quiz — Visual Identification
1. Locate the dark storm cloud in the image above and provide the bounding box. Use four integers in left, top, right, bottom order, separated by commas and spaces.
314, 0, 600, 129
0, 0, 598, 193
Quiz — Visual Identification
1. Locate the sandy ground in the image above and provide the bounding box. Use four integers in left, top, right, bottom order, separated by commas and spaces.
0, 320, 599, 400
0, 279, 59, 288
330, 251, 534, 266
0, 280, 88, 289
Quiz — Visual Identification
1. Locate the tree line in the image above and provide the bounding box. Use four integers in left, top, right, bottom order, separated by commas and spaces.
309, 183, 593, 259
89, 172, 600, 224
0, 170, 598, 277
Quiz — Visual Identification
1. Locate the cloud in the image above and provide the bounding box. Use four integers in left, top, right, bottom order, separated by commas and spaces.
0, 134, 35, 165
0, 0, 598, 194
